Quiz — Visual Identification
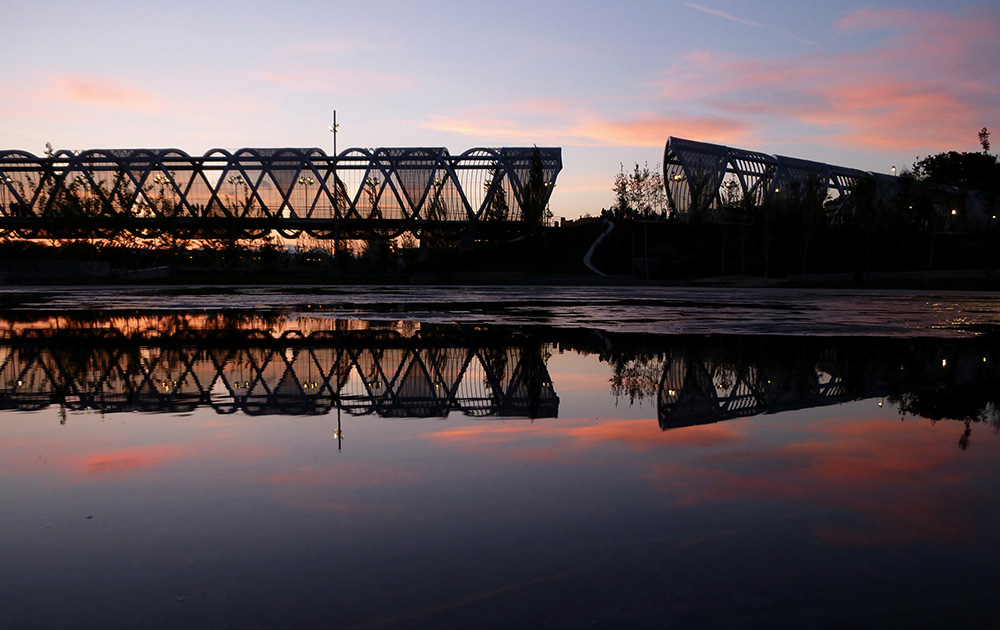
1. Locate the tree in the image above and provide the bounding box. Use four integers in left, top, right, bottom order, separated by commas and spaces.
609, 162, 667, 220
520, 146, 552, 233
483, 162, 509, 222
912, 151, 999, 194
913, 128, 999, 194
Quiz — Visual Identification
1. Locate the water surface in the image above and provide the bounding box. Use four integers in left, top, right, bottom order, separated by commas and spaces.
1, 287, 999, 629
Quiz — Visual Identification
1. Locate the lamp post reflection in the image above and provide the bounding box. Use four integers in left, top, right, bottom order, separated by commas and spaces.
333, 405, 343, 451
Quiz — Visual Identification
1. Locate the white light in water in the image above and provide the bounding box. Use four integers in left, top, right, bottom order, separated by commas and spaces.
942, 359, 948, 367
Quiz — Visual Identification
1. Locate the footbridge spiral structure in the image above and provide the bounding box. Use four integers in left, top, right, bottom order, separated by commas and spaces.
0, 146, 561, 240
663, 136, 994, 230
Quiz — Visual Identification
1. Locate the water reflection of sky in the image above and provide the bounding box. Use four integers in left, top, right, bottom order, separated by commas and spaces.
2, 297, 1000, 628
3, 348, 1000, 628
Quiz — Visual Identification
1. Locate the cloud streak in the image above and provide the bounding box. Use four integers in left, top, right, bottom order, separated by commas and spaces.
685, 2, 820, 47
685, 2, 764, 27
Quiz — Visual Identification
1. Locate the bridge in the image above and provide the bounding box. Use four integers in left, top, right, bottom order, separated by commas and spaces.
663, 136, 994, 230
0, 146, 561, 240
0, 317, 558, 419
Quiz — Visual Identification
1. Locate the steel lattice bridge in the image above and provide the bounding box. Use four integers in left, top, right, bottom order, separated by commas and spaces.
0, 146, 561, 240
663, 136, 880, 220
0, 317, 558, 419
662, 136, 994, 230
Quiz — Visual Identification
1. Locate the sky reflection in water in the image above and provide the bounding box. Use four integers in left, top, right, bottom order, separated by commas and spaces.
1, 299, 999, 629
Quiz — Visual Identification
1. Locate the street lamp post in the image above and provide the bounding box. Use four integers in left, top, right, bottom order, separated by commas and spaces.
298, 175, 315, 218
152, 174, 172, 216
0, 176, 11, 213
227, 175, 245, 215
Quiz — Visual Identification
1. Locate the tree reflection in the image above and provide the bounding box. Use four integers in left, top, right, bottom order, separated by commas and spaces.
895, 390, 1000, 450
609, 352, 666, 405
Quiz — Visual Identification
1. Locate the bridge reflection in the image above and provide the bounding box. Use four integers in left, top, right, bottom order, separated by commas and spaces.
648, 336, 1000, 433
0, 316, 558, 418
1, 313, 996, 437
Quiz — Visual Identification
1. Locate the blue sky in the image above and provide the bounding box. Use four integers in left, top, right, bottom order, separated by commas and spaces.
2, 0, 997, 217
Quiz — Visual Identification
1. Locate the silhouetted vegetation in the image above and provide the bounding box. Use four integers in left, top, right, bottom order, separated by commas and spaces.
912, 148, 999, 194
521, 146, 553, 236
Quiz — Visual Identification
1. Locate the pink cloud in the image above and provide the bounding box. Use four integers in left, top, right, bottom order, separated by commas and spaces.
423, 110, 750, 148
563, 419, 742, 449
53, 75, 158, 112
569, 115, 751, 147
421, 9, 1000, 155
426, 417, 743, 459
0, 430, 284, 483
76, 445, 185, 478
662, 8, 1000, 154
644, 416, 983, 545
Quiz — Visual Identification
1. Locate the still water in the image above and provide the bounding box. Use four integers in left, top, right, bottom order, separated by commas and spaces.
1, 286, 999, 629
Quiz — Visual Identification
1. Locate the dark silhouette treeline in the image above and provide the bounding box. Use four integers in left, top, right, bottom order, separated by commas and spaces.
589, 219, 1000, 281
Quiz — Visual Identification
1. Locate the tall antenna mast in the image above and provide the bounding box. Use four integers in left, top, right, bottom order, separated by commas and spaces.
329, 110, 340, 275
329, 110, 339, 156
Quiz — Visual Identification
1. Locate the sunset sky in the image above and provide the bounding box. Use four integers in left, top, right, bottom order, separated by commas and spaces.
3, 0, 997, 217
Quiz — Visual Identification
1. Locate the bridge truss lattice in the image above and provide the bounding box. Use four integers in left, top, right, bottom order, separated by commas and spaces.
663, 136, 882, 221
0, 146, 561, 239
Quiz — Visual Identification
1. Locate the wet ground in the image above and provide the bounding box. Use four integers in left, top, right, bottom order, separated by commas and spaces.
4, 284, 1000, 336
